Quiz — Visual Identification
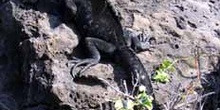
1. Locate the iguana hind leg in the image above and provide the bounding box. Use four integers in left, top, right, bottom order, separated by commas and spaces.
70, 37, 116, 78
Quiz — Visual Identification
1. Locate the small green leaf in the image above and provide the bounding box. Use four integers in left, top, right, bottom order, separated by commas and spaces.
161, 60, 172, 69
153, 70, 170, 83
114, 99, 124, 110
136, 92, 154, 110
126, 99, 136, 110
153, 59, 176, 83
114, 99, 135, 110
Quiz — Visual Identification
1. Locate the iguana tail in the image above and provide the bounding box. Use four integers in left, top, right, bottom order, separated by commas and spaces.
116, 47, 153, 95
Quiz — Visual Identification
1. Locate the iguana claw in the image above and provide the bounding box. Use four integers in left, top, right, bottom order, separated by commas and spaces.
70, 58, 99, 78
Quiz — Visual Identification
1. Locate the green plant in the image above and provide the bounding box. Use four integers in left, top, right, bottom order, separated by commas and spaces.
153, 59, 176, 83
114, 86, 153, 110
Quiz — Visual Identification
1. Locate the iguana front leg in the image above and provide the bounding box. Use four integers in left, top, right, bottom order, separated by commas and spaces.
69, 37, 116, 78
123, 28, 155, 52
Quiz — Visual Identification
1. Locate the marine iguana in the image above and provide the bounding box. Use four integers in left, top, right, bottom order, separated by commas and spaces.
65, 0, 154, 95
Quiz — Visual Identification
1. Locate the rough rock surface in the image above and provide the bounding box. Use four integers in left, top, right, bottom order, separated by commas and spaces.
0, 0, 219, 110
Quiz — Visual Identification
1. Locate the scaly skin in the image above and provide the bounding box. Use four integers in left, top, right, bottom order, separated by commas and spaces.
65, 0, 154, 95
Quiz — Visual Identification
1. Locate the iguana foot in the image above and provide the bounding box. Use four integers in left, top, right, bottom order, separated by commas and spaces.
70, 58, 99, 78
123, 28, 155, 52
69, 56, 82, 63
69, 37, 116, 79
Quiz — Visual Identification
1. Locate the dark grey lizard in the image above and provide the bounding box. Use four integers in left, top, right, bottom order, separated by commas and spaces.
65, 0, 154, 96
